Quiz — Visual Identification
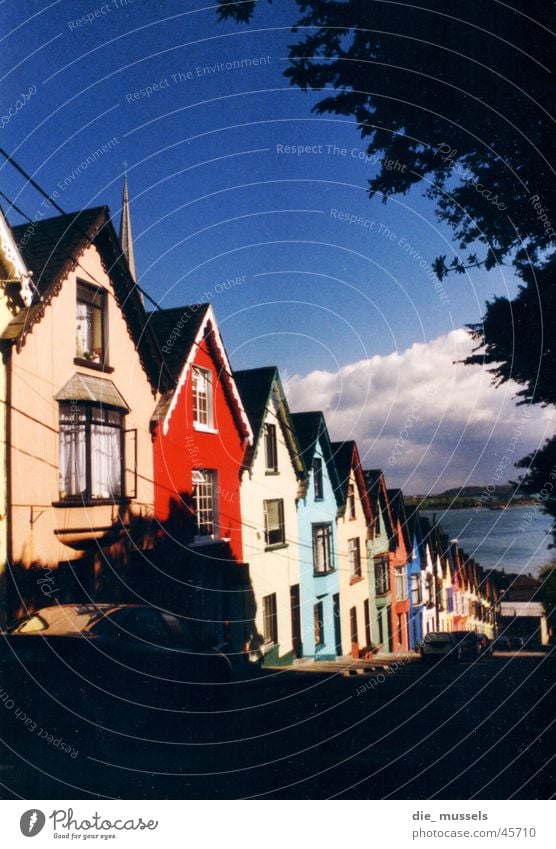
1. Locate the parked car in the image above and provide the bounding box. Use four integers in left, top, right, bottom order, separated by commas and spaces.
492, 635, 512, 651
452, 631, 481, 660
476, 633, 493, 655
421, 632, 460, 664
0, 604, 232, 726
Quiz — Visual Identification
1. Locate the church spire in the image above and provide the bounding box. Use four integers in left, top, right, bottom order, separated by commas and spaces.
119, 171, 136, 280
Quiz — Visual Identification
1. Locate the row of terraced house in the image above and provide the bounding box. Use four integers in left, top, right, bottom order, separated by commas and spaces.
0, 185, 537, 663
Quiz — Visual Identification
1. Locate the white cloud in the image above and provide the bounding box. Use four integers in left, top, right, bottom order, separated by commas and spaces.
285, 329, 554, 493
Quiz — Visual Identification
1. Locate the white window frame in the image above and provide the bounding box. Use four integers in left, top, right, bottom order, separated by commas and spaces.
264, 422, 278, 472
192, 365, 214, 431
348, 537, 362, 579
193, 468, 218, 540
263, 498, 285, 547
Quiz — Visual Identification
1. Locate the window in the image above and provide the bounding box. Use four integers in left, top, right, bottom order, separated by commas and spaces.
395, 566, 408, 600
264, 423, 278, 472
348, 537, 362, 579
76, 282, 105, 363
426, 573, 433, 604
193, 469, 217, 537
350, 607, 358, 645
411, 573, 422, 605
263, 594, 278, 645
314, 602, 324, 647
312, 523, 334, 574
264, 499, 285, 546
374, 556, 390, 595
59, 402, 123, 501
192, 366, 213, 428
347, 483, 356, 519
363, 600, 371, 648
313, 457, 323, 500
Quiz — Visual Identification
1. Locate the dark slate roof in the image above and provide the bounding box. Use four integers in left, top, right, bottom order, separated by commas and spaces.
5, 207, 169, 392
12, 207, 106, 300
234, 367, 305, 476
290, 411, 324, 469
146, 304, 210, 381
363, 469, 393, 538
234, 367, 278, 444
330, 441, 356, 505
291, 411, 342, 505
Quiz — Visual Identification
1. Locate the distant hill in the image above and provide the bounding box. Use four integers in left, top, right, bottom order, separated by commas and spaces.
405, 484, 531, 510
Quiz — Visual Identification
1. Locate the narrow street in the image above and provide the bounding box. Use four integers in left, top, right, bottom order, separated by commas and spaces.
1, 653, 554, 800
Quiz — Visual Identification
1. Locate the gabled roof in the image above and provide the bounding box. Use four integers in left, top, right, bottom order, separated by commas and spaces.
148, 303, 252, 444
5, 207, 168, 391
290, 411, 343, 506
387, 488, 412, 553
363, 469, 394, 539
330, 440, 373, 524
148, 304, 210, 382
233, 366, 305, 479
0, 206, 33, 306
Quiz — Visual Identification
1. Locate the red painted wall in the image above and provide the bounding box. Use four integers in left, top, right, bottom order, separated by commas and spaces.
389, 523, 411, 651
152, 338, 246, 563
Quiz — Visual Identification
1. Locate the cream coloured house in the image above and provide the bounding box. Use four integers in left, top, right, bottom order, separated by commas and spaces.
332, 442, 374, 656
0, 209, 34, 627
1, 205, 167, 621
234, 367, 307, 664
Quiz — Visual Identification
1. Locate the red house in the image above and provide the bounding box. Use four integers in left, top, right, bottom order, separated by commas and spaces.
387, 488, 412, 651
149, 303, 253, 647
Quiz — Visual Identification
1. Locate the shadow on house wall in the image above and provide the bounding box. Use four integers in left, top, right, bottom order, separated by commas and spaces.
6, 494, 262, 662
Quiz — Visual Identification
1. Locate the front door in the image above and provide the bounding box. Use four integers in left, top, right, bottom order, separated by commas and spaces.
333, 593, 342, 656
290, 584, 302, 658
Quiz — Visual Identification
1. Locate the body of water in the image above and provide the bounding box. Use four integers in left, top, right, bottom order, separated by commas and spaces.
421, 505, 554, 575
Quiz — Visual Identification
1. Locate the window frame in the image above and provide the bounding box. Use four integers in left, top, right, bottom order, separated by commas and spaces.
313, 457, 324, 501
347, 482, 356, 519
312, 522, 334, 575
263, 498, 286, 548
262, 593, 278, 645
350, 606, 359, 646
313, 601, 324, 648
348, 537, 362, 580
411, 573, 422, 605
193, 468, 218, 540
75, 281, 107, 365
192, 365, 214, 430
58, 401, 125, 504
374, 555, 390, 595
395, 566, 408, 600
264, 422, 278, 473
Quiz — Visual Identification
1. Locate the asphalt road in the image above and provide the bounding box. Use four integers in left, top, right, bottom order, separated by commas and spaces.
1, 653, 554, 799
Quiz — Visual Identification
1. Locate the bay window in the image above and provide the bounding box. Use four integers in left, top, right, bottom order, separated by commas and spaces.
59, 402, 123, 501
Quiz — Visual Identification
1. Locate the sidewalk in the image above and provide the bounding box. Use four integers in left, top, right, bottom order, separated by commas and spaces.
278, 652, 420, 676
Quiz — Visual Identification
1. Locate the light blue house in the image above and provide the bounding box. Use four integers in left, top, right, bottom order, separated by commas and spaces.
406, 510, 426, 649
291, 412, 343, 659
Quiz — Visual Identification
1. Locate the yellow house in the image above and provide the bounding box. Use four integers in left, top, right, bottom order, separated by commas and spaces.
0, 209, 34, 627
1, 205, 167, 622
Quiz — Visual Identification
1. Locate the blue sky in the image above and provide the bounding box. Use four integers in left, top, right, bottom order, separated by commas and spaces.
2, 0, 551, 491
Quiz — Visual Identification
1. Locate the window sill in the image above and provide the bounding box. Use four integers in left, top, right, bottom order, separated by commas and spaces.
314, 569, 335, 577
349, 575, 364, 585
190, 536, 230, 548
264, 542, 288, 552
74, 357, 114, 373
52, 497, 131, 508
265, 470, 280, 476
193, 424, 218, 434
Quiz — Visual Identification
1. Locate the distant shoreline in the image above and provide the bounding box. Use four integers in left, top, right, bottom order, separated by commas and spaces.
406, 498, 536, 511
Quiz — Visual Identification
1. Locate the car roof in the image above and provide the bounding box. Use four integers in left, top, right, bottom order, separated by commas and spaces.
10, 603, 137, 634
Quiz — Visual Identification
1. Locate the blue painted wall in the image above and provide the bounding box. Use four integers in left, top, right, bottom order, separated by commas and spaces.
296, 436, 341, 659
408, 523, 425, 649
